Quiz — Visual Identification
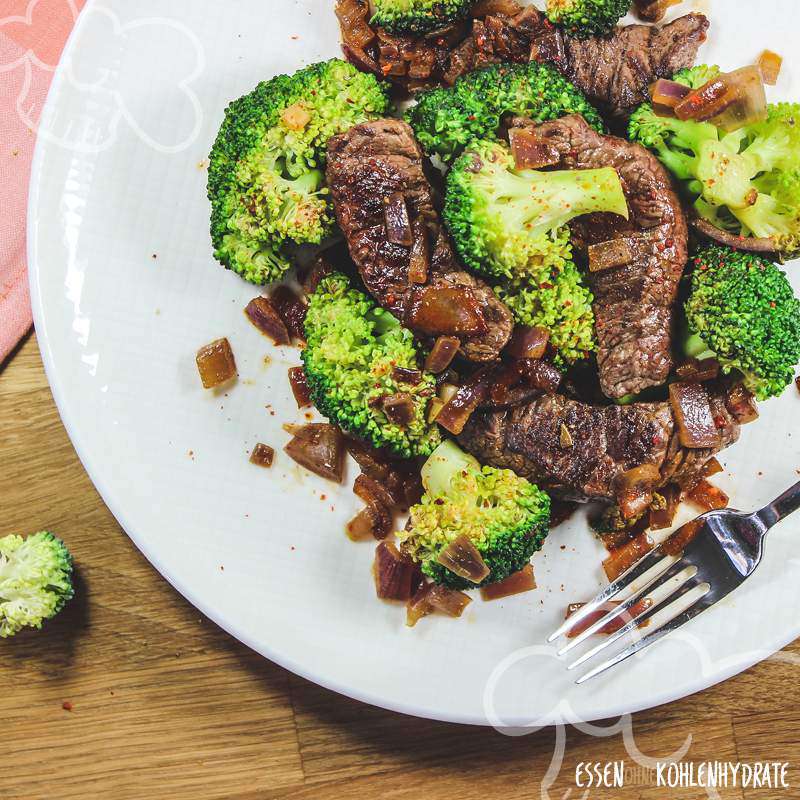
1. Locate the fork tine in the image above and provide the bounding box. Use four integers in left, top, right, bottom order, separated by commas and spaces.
573, 582, 712, 684
547, 548, 670, 642
568, 573, 704, 671
557, 557, 688, 657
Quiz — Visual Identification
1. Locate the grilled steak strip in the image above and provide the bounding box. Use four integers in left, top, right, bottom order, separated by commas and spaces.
337, 0, 708, 117
518, 114, 688, 399
327, 119, 513, 362
458, 392, 739, 503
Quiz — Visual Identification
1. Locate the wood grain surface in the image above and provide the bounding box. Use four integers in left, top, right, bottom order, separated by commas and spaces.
2, 332, 799, 800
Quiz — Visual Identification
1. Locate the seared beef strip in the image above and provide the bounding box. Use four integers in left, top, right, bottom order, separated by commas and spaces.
458, 392, 739, 503
327, 119, 513, 361
516, 114, 688, 399
336, 0, 708, 117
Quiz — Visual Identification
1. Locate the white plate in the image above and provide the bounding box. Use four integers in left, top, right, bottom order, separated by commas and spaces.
28, 0, 800, 726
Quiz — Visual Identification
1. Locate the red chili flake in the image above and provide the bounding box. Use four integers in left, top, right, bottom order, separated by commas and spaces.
770, 301, 777, 308
381, 64, 392, 76
714, 414, 727, 428
62, 701, 73, 712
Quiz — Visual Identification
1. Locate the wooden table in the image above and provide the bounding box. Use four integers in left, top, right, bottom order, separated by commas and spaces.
2, 332, 799, 800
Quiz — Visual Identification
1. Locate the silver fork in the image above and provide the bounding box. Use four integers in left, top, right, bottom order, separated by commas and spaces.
548, 479, 800, 684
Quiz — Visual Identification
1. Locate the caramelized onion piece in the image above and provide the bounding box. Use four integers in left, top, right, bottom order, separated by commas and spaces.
588, 238, 634, 273
508, 128, 560, 169
406, 582, 434, 627
424, 336, 460, 374
344, 437, 423, 508
436, 535, 490, 584
408, 219, 430, 284
284, 423, 345, 483
757, 50, 783, 86
196, 338, 237, 389
725, 382, 759, 424
674, 75, 735, 122
427, 585, 472, 616
519, 359, 562, 394
288, 367, 312, 408
392, 366, 422, 385
615, 464, 661, 520
675, 357, 720, 383
245, 297, 290, 345
384, 193, 413, 246
634, 0, 681, 22
299, 254, 334, 295
354, 473, 397, 513
691, 217, 777, 253
435, 366, 492, 435
649, 483, 681, 530
374, 542, 422, 600
709, 66, 768, 132
407, 286, 488, 336
669, 382, 722, 449
505, 325, 549, 360
650, 78, 691, 108
687, 479, 729, 512
603, 532, 654, 582
249, 443, 275, 468
471, 0, 523, 16
335, 0, 376, 50
270, 286, 307, 341
346, 507, 380, 542
480, 564, 536, 600
662, 518, 705, 556
565, 598, 654, 638
702, 456, 723, 478
382, 393, 415, 427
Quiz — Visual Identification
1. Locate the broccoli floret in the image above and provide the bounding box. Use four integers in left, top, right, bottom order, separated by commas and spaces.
371, 0, 471, 34
208, 60, 390, 285
397, 441, 551, 589
302, 273, 441, 458
0, 531, 74, 638
443, 139, 627, 366
629, 68, 800, 258
406, 62, 604, 163
684, 245, 800, 400
545, 0, 630, 37
444, 139, 628, 280
673, 64, 722, 90
497, 262, 598, 367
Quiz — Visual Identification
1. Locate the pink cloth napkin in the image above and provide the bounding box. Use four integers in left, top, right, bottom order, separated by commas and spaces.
0, 0, 85, 364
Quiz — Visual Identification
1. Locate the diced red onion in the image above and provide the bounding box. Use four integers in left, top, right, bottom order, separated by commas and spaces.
270, 286, 307, 342
634, 0, 681, 22
284, 423, 345, 483
196, 338, 237, 389
687, 479, 729, 512
724, 382, 759, 425
508, 128, 561, 170
650, 78, 691, 109
407, 286, 488, 336
669, 382, 722, 449
244, 297, 289, 345
373, 541, 422, 600
436, 535, 490, 584
382, 393, 415, 427
427, 585, 472, 616
249, 443, 275, 468
435, 366, 492, 435
661, 518, 704, 556
505, 325, 549, 360
603, 532, 655, 582
480, 564, 536, 600
519, 359, 562, 394
288, 367, 312, 409
757, 50, 783, 86
424, 336, 460, 374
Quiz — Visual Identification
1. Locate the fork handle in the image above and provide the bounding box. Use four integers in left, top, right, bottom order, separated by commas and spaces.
758, 479, 800, 529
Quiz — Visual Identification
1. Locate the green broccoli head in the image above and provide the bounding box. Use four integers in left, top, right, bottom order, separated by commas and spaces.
371, 0, 472, 34
629, 68, 800, 259
444, 139, 628, 281
406, 62, 604, 163
673, 64, 722, 90
545, 0, 630, 37
208, 60, 390, 285
497, 261, 597, 368
302, 273, 441, 458
398, 441, 551, 589
0, 531, 74, 638
684, 245, 800, 400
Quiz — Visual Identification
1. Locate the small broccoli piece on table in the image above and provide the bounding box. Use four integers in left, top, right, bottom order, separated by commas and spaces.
302, 273, 441, 458
0, 531, 74, 638
208, 60, 390, 285
684, 245, 800, 400
406, 62, 604, 163
546, 0, 630, 37
629, 67, 800, 259
371, 0, 472, 34
443, 139, 627, 366
398, 441, 551, 590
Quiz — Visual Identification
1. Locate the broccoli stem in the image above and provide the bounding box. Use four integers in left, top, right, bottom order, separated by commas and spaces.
420, 440, 481, 498
684, 332, 716, 361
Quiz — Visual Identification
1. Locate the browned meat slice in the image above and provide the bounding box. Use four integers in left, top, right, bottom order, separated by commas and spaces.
520, 114, 688, 399
458, 392, 739, 503
534, 13, 710, 117
336, 0, 708, 117
327, 119, 513, 362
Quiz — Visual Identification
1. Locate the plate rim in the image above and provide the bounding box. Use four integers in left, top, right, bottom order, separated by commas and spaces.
26, 0, 800, 726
